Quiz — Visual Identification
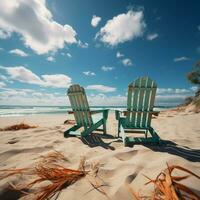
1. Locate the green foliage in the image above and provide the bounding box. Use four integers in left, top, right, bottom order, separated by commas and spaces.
184, 96, 194, 105
187, 61, 200, 85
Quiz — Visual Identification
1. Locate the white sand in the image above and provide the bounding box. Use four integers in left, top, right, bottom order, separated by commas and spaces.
0, 110, 199, 199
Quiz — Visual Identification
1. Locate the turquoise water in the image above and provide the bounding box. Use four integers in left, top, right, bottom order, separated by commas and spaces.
0, 105, 173, 117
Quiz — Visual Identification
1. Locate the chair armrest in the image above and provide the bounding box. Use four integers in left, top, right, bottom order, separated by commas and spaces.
152, 111, 160, 116
90, 109, 108, 114
115, 110, 125, 120
67, 111, 74, 114
68, 109, 110, 120
90, 109, 109, 120
115, 110, 160, 119
115, 110, 120, 120
124, 110, 160, 116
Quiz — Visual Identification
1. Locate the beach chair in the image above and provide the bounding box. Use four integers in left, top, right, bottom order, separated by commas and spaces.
115, 77, 160, 146
64, 84, 109, 137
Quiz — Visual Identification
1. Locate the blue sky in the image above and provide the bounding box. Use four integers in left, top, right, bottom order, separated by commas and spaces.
0, 0, 199, 106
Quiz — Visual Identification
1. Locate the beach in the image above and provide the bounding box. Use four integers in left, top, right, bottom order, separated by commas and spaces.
0, 0, 200, 199
0, 109, 199, 199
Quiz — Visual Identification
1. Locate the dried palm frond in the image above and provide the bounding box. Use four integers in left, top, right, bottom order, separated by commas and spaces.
0, 151, 111, 200
0, 168, 29, 180
145, 164, 200, 200
39, 150, 68, 165
0, 151, 87, 200
0, 123, 37, 131
127, 164, 200, 200
22, 164, 86, 200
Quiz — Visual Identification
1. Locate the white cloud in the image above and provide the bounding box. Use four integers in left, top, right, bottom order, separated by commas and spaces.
41, 74, 71, 88
116, 51, 133, 66
0, 66, 42, 84
174, 57, 190, 62
157, 88, 190, 94
101, 66, 114, 71
9, 49, 28, 57
116, 51, 124, 58
66, 53, 72, 58
0, 74, 13, 83
155, 94, 188, 106
0, 88, 27, 98
0, 88, 68, 106
87, 93, 185, 107
0, 0, 77, 54
91, 15, 101, 27
0, 85, 196, 106
0, 81, 6, 88
61, 52, 72, 58
190, 86, 198, 92
174, 88, 190, 94
87, 94, 125, 106
32, 92, 43, 98
0, 29, 11, 39
0, 66, 72, 88
122, 58, 133, 66
157, 88, 173, 94
0, 75, 8, 82
83, 71, 96, 76
146, 33, 158, 41
96, 10, 146, 46
77, 40, 89, 48
46, 56, 55, 62
86, 85, 116, 92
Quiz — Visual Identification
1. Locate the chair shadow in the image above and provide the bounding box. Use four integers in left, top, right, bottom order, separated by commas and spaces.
80, 133, 117, 150
144, 140, 200, 162
0, 188, 22, 200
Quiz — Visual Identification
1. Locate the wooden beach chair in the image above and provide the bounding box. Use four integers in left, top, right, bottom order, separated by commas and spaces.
115, 77, 160, 146
64, 84, 109, 137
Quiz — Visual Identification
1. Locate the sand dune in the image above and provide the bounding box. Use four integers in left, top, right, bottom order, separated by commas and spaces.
0, 110, 199, 199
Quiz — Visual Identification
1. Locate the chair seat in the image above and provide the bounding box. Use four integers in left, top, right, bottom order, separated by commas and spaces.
120, 117, 149, 129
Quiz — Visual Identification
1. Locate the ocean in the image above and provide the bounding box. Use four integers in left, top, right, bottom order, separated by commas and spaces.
0, 105, 173, 117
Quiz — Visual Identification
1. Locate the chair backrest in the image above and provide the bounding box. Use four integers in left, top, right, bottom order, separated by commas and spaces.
125, 76, 157, 128
67, 84, 93, 127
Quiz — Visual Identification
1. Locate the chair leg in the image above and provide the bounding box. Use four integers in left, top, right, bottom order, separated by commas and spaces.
117, 120, 121, 138
64, 125, 81, 137
81, 119, 103, 136
145, 129, 148, 138
103, 120, 106, 134
120, 124, 126, 146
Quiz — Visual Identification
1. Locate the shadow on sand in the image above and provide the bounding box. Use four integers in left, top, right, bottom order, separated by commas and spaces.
64, 131, 200, 162
80, 133, 117, 150
144, 140, 200, 162
0, 188, 22, 200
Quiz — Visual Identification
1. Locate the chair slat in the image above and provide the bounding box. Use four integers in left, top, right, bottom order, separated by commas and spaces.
130, 88, 139, 126
67, 84, 93, 127
142, 77, 152, 127
126, 85, 133, 126
69, 86, 83, 125
125, 77, 157, 128
74, 85, 85, 126
136, 77, 146, 127
146, 86, 157, 126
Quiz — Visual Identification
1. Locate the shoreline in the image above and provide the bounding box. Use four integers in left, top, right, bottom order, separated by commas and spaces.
0, 105, 176, 118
